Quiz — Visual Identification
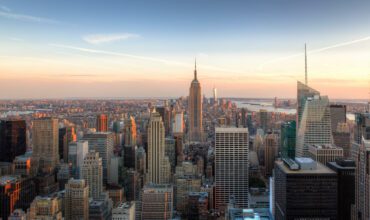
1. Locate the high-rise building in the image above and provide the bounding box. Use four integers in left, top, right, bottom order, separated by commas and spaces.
82, 151, 103, 199
354, 113, 370, 144
140, 184, 173, 220
186, 192, 209, 220
59, 126, 77, 161
0, 119, 27, 162
333, 122, 351, 158
112, 202, 135, 220
83, 132, 114, 183
147, 111, 166, 184
259, 109, 268, 132
68, 140, 88, 178
280, 120, 296, 158
172, 111, 184, 134
188, 60, 203, 142
96, 114, 108, 132
64, 178, 89, 220
354, 137, 370, 220
330, 104, 346, 132
215, 127, 249, 211
174, 176, 201, 212
174, 133, 184, 166
213, 86, 218, 105
307, 144, 343, 165
327, 159, 356, 220
32, 117, 59, 172
296, 81, 320, 130
264, 133, 278, 177
274, 158, 337, 220
13, 151, 37, 177
28, 195, 63, 220
123, 117, 137, 169
296, 95, 332, 157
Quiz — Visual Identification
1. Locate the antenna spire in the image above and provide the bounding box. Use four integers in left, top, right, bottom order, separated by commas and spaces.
194, 58, 197, 80
305, 43, 308, 85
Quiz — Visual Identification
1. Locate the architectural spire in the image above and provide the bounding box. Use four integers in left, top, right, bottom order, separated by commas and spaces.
305, 43, 308, 85
194, 58, 197, 80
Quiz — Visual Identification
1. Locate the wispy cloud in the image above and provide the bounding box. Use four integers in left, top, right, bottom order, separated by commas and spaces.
0, 11, 59, 24
0, 5, 11, 12
82, 33, 140, 45
259, 36, 370, 70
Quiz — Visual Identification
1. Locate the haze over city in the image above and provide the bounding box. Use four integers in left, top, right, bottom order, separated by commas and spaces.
0, 0, 369, 99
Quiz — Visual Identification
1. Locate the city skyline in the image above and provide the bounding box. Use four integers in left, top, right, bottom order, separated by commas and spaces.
1, 0, 370, 99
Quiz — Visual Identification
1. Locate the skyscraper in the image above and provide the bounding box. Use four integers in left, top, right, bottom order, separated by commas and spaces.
64, 178, 89, 220
82, 151, 103, 199
172, 111, 184, 134
28, 195, 63, 220
147, 110, 166, 184
215, 127, 249, 211
280, 120, 296, 158
0, 119, 27, 162
32, 117, 59, 172
296, 95, 332, 157
327, 159, 356, 220
96, 114, 108, 132
188, 60, 203, 142
274, 158, 337, 220
68, 140, 88, 178
213, 86, 218, 105
264, 133, 278, 177
83, 132, 114, 183
58, 126, 77, 162
124, 116, 137, 169
259, 109, 268, 132
330, 104, 347, 132
296, 81, 320, 130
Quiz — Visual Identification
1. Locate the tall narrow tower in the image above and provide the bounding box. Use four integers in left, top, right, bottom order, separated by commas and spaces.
305, 43, 308, 85
188, 59, 203, 142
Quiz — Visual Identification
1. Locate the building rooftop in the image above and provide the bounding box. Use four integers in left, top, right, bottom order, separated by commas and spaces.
215, 127, 248, 133
0, 175, 19, 185
308, 144, 342, 150
276, 159, 336, 175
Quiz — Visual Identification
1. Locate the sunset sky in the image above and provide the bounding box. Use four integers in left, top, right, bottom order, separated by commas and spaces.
0, 0, 369, 99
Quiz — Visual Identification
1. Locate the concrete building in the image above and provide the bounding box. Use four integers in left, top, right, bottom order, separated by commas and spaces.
330, 104, 346, 132
308, 144, 343, 165
83, 132, 114, 183
174, 176, 201, 212
13, 151, 37, 177
264, 133, 278, 177
215, 127, 249, 211
112, 202, 135, 220
259, 109, 268, 132
32, 117, 59, 172
81, 151, 103, 199
123, 116, 137, 169
187, 192, 209, 220
172, 111, 184, 134
333, 122, 351, 158
188, 60, 203, 142
28, 195, 63, 220
64, 178, 89, 220
140, 184, 173, 220
8, 209, 27, 220
280, 121, 296, 158
109, 156, 123, 186
274, 157, 337, 220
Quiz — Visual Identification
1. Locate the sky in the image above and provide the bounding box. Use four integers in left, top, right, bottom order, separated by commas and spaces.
0, 0, 369, 99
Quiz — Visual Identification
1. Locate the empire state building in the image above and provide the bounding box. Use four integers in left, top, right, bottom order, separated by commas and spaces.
188, 60, 203, 142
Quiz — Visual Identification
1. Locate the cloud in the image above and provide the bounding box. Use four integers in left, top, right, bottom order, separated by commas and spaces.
82, 33, 140, 45
259, 36, 370, 70
0, 11, 59, 24
0, 5, 11, 12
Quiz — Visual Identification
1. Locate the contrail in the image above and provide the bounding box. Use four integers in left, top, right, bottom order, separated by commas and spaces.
49, 43, 247, 74
259, 36, 370, 70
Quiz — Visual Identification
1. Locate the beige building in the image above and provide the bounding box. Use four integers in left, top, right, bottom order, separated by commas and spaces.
32, 118, 59, 172
264, 133, 278, 177
64, 178, 89, 220
81, 151, 103, 199
308, 144, 343, 165
28, 196, 63, 220
140, 184, 173, 220
147, 111, 169, 184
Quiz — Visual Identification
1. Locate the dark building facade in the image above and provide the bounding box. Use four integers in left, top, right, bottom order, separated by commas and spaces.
0, 120, 27, 162
330, 104, 346, 132
280, 120, 296, 158
327, 159, 355, 220
274, 159, 338, 220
